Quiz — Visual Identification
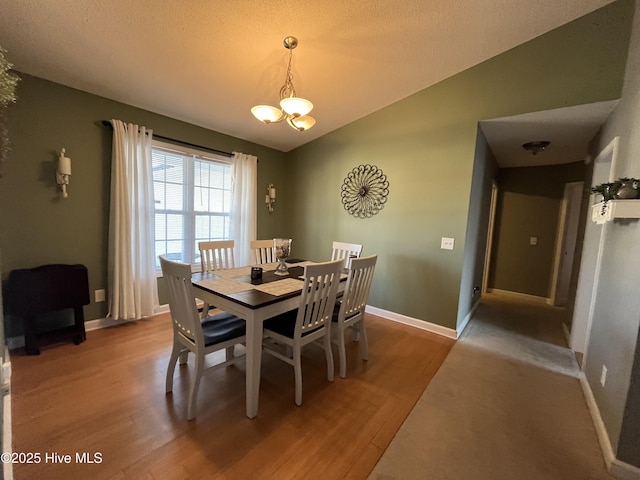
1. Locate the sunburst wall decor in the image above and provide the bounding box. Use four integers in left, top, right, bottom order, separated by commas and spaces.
340, 164, 389, 218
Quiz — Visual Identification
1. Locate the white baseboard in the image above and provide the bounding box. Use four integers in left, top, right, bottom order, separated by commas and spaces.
486, 288, 550, 304
365, 305, 458, 339
580, 373, 640, 480
3, 347, 13, 480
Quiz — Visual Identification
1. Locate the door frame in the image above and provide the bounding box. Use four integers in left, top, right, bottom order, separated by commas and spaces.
569, 136, 619, 356
549, 181, 584, 306
482, 181, 498, 294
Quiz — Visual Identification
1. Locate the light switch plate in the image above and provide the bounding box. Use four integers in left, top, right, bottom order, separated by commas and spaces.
530, 236, 538, 246
95, 289, 106, 303
441, 237, 455, 250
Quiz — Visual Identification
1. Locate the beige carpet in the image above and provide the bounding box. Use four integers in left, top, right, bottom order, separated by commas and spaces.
369, 294, 614, 480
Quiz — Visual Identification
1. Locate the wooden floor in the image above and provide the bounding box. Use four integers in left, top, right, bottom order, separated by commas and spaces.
10, 313, 454, 480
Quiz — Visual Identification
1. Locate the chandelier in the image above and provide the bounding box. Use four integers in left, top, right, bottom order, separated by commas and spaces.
251, 36, 316, 132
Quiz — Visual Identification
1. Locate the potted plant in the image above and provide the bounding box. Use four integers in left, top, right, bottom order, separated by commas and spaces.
615, 177, 640, 199
591, 181, 619, 202
0, 45, 20, 175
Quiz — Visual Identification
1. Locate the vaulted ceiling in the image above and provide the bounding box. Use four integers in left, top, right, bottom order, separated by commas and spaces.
0, 0, 615, 160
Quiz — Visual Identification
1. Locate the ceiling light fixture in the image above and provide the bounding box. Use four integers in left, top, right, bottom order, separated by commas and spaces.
522, 141, 550, 155
251, 36, 316, 132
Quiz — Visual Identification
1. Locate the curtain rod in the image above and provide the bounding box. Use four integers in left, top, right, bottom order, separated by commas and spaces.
101, 120, 233, 157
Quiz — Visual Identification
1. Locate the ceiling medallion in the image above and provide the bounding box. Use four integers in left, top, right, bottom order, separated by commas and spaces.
341, 165, 389, 219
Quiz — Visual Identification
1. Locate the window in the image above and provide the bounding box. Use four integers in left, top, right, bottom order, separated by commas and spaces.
152, 141, 232, 270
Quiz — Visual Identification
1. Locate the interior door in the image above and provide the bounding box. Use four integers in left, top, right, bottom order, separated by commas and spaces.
554, 181, 584, 306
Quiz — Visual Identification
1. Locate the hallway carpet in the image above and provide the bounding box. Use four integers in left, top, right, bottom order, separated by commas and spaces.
369, 294, 614, 480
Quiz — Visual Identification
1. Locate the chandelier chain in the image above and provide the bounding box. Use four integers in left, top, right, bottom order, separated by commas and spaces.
280, 48, 296, 100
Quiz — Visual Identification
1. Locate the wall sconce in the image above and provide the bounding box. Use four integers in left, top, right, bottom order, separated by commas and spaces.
56, 148, 72, 198
265, 183, 276, 212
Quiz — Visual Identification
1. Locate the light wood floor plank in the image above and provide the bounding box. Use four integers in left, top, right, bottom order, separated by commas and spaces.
11, 313, 453, 479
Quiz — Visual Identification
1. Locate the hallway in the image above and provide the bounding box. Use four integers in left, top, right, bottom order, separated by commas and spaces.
369, 294, 614, 479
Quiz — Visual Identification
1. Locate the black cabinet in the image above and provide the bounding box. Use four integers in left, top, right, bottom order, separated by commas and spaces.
3, 264, 90, 355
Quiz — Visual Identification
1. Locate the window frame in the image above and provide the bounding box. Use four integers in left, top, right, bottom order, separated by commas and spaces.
152, 140, 233, 273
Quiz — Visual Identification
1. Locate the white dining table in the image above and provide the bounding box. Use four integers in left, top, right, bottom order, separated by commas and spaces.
192, 261, 343, 419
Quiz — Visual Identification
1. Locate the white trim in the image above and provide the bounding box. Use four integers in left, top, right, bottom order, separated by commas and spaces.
2, 347, 13, 480
365, 305, 458, 339
580, 373, 616, 468
580, 373, 640, 480
482, 181, 498, 294
85, 305, 170, 332
486, 288, 550, 304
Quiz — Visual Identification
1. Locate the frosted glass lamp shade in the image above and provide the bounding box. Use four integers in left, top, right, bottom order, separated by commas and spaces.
280, 97, 313, 117
251, 105, 284, 123
58, 154, 71, 176
287, 115, 316, 131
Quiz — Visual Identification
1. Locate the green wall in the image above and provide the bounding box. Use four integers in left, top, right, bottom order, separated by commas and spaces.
0, 0, 633, 336
286, 0, 632, 329
0, 74, 287, 335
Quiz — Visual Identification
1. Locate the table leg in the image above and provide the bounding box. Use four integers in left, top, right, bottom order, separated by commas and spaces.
245, 318, 263, 419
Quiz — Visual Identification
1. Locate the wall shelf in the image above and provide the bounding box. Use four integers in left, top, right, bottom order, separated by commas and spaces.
591, 200, 640, 224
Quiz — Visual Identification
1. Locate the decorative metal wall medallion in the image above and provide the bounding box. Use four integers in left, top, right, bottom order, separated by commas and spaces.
341, 164, 389, 218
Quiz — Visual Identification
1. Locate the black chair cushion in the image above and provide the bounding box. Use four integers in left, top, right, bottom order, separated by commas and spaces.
331, 301, 360, 322
201, 311, 246, 346
263, 310, 297, 338
264, 309, 319, 338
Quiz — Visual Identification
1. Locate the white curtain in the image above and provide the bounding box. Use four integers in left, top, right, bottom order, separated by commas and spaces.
107, 119, 158, 320
230, 152, 258, 266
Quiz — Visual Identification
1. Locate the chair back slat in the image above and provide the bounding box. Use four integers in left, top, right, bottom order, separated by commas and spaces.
296, 259, 343, 337
250, 239, 275, 264
199, 240, 235, 272
160, 256, 203, 347
341, 254, 378, 320
331, 241, 363, 263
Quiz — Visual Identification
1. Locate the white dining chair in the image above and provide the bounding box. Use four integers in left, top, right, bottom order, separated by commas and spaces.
160, 256, 246, 420
262, 259, 343, 406
331, 241, 363, 265
332, 254, 377, 378
199, 239, 236, 272
198, 240, 236, 316
250, 239, 275, 265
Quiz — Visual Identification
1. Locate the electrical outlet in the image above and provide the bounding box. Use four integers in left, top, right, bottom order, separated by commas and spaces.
95, 289, 106, 303
441, 237, 455, 250
601, 365, 608, 387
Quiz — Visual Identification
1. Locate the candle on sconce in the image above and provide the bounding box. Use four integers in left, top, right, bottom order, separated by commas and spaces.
266, 183, 276, 212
